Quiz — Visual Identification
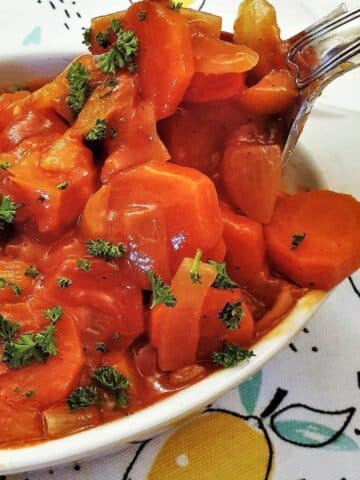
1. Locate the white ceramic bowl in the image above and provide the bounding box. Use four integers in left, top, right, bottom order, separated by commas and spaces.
0, 52, 358, 475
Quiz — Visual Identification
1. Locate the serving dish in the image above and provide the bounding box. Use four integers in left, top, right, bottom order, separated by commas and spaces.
0, 1, 359, 474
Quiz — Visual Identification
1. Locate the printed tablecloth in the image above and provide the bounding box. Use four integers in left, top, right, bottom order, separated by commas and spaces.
0, 1, 359, 479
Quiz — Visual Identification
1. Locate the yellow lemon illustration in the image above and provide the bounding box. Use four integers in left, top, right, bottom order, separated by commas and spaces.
147, 411, 272, 480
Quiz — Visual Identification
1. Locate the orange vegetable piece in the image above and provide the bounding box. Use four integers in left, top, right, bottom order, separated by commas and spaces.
221, 205, 266, 285
149, 258, 217, 371
0, 315, 84, 409
239, 70, 298, 114
181, 8, 222, 38
197, 288, 254, 360
184, 73, 246, 103
0, 405, 43, 447
123, 1, 194, 120
234, 0, 286, 80
221, 140, 282, 223
264, 191, 360, 289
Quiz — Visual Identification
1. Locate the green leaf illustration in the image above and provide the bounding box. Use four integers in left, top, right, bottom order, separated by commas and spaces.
238, 370, 262, 415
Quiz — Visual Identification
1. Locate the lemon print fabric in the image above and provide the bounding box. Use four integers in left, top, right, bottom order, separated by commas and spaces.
125, 410, 272, 480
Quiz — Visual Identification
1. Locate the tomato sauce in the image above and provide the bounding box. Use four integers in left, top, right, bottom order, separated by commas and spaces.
0, 0, 359, 448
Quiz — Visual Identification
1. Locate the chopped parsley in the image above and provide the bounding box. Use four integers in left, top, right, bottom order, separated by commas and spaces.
96, 31, 111, 49
0, 195, 18, 230
84, 119, 108, 142
145, 271, 177, 308
138, 11, 147, 21
23, 389, 35, 399
66, 62, 92, 116
0, 278, 22, 297
93, 365, 130, 409
82, 27, 91, 48
56, 181, 68, 190
190, 249, 202, 284
170, 2, 183, 11
43, 305, 63, 323
86, 239, 127, 261
291, 232, 306, 250
208, 260, 238, 291
212, 343, 255, 368
77, 258, 91, 271
2, 310, 60, 370
99, 78, 118, 99
25, 265, 39, 279
0, 161, 11, 170
95, 342, 107, 353
97, 21, 138, 75
0, 314, 19, 344
67, 386, 100, 410
219, 300, 243, 329
56, 277, 72, 288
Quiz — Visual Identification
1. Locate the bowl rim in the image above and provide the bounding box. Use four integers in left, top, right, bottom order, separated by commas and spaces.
0, 290, 328, 474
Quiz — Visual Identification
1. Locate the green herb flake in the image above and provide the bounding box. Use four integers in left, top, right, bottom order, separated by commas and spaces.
25, 265, 39, 279
66, 62, 92, 116
56, 277, 72, 288
67, 386, 100, 410
190, 248, 202, 284
138, 11, 147, 21
82, 27, 91, 48
170, 2, 183, 11
86, 239, 127, 261
207, 260, 238, 291
56, 181, 68, 190
96, 31, 111, 49
43, 305, 63, 323
219, 300, 243, 329
0, 195, 18, 229
109, 127, 117, 139
93, 365, 130, 409
212, 343, 255, 368
95, 342, 107, 353
0, 314, 19, 344
145, 271, 177, 309
84, 119, 107, 142
77, 258, 91, 271
0, 278, 22, 297
97, 26, 138, 75
291, 232, 306, 250
23, 389, 35, 399
0, 161, 11, 170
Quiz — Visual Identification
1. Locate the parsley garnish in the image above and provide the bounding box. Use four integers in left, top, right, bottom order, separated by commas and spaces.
97, 23, 138, 75
99, 78, 118, 99
170, 2, 183, 11
67, 386, 100, 410
82, 27, 91, 48
66, 62, 92, 116
0, 195, 18, 229
77, 258, 91, 271
212, 343, 255, 368
56, 277, 72, 288
0, 161, 11, 170
23, 389, 35, 399
207, 260, 238, 291
86, 239, 127, 261
96, 31, 111, 49
0, 314, 19, 344
2, 309, 61, 370
95, 342, 107, 353
43, 305, 63, 323
138, 11, 147, 21
145, 271, 177, 308
56, 181, 68, 190
0, 278, 22, 297
190, 249, 202, 284
291, 232, 306, 250
93, 365, 130, 409
25, 266, 39, 279
219, 301, 243, 329
109, 127, 117, 139
84, 119, 107, 142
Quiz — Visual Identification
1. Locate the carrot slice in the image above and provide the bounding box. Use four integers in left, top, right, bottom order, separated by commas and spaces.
221, 141, 281, 223
0, 315, 84, 409
197, 288, 254, 360
149, 258, 217, 371
184, 73, 246, 103
221, 205, 266, 285
264, 191, 360, 289
0, 405, 43, 447
123, 1, 194, 120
